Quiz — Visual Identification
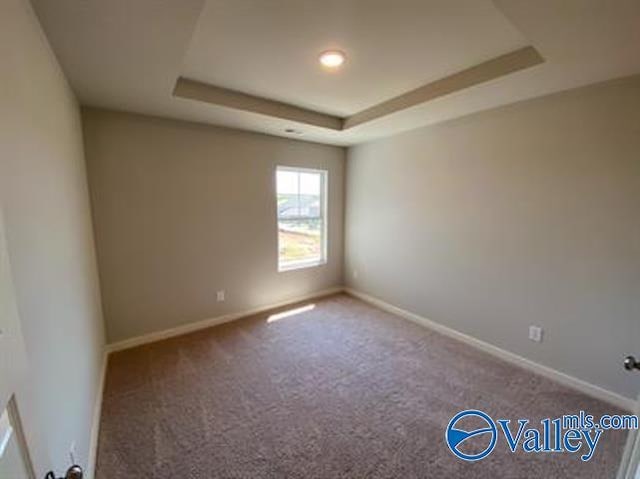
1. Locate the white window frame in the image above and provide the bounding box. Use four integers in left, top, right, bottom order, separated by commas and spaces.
276, 165, 328, 272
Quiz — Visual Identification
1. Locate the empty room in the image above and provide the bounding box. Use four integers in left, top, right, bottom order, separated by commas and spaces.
2, 0, 640, 478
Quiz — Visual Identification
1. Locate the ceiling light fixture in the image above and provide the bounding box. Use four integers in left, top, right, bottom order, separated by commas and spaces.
319, 50, 345, 69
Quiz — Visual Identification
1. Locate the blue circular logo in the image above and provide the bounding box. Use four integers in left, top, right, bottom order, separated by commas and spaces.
445, 410, 497, 461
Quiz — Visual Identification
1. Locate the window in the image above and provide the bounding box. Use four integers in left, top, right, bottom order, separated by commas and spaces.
276, 166, 327, 271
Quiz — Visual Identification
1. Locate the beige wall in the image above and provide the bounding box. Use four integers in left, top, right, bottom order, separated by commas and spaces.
345, 76, 640, 399
82, 109, 345, 343
0, 0, 105, 476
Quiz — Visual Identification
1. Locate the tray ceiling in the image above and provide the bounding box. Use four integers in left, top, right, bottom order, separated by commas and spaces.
182, 0, 530, 117
31, 0, 640, 146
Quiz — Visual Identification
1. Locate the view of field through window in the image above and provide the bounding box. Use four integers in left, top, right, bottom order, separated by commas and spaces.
276, 168, 325, 269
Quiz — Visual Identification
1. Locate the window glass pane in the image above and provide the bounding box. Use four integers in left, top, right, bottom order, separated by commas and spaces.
276, 167, 326, 270
278, 218, 322, 265
277, 170, 299, 218
300, 172, 320, 195
299, 172, 321, 218
276, 170, 298, 195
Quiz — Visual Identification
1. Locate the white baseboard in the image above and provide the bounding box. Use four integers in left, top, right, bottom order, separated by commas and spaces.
89, 286, 634, 476
106, 287, 344, 353
344, 287, 636, 412
87, 348, 108, 479
101, 284, 634, 415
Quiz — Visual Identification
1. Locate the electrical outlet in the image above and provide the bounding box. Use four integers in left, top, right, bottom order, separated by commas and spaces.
529, 325, 543, 343
216, 290, 225, 302
69, 441, 76, 465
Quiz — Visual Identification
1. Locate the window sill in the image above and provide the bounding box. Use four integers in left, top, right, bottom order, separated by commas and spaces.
278, 259, 326, 272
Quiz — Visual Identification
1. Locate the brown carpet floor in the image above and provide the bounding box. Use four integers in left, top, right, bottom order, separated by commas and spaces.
96, 294, 628, 478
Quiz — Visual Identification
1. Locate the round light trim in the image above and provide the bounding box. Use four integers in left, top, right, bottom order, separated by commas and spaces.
319, 50, 345, 69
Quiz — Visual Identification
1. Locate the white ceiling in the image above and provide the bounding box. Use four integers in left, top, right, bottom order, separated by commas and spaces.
32, 0, 640, 146
183, 0, 528, 117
